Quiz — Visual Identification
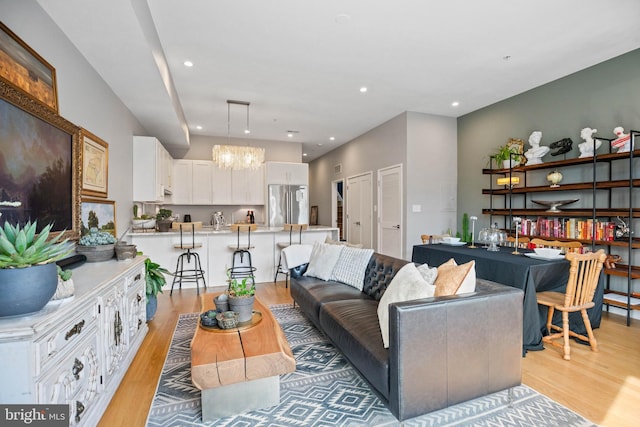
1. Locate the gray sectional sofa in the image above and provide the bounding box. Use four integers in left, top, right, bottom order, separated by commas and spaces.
290, 252, 524, 421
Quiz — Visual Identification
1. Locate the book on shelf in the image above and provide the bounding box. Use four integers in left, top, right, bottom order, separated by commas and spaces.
519, 217, 617, 241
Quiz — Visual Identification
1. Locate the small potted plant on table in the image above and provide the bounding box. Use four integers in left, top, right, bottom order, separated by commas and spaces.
76, 227, 117, 262
156, 208, 173, 232
227, 275, 255, 323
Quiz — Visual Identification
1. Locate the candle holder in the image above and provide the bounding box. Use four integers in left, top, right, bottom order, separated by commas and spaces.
469, 216, 478, 248
512, 217, 522, 255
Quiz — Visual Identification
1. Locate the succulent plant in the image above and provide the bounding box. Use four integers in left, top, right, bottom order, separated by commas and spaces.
0, 221, 74, 269
57, 265, 72, 281
78, 227, 117, 246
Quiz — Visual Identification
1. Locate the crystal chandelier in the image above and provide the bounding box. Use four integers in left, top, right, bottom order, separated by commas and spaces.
212, 100, 265, 170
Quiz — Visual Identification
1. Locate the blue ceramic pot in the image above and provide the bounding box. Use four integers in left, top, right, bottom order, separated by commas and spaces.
0, 263, 57, 317
146, 294, 158, 321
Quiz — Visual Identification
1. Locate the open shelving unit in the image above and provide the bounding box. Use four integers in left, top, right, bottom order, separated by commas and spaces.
483, 133, 639, 325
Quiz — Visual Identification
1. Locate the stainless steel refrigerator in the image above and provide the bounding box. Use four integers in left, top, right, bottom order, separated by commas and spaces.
267, 184, 309, 227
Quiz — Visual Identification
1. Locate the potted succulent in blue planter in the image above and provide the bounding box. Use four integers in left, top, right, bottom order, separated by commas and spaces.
145, 258, 170, 321
0, 221, 74, 317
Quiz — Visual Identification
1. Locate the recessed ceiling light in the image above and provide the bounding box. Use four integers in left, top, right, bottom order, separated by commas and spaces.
244, 129, 250, 134
335, 14, 351, 24
184, 60, 193, 67
196, 125, 202, 130
317, 143, 323, 147
360, 87, 368, 93
451, 101, 460, 107
329, 136, 335, 141
303, 153, 308, 157
287, 133, 293, 138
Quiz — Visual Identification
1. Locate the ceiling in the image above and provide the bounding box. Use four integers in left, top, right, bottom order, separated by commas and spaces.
37, 0, 640, 161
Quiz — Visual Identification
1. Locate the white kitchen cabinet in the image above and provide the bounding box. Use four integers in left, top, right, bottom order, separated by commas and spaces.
172, 160, 193, 205
265, 161, 308, 185
172, 160, 220, 205
164, 148, 174, 195
0, 258, 147, 427
133, 136, 173, 202
192, 160, 214, 204
212, 165, 232, 204
232, 165, 264, 204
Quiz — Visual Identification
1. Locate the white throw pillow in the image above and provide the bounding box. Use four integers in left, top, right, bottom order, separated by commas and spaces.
377, 263, 436, 348
331, 247, 374, 290
305, 241, 344, 280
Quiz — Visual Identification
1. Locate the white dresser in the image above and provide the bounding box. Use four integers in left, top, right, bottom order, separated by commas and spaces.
0, 257, 147, 426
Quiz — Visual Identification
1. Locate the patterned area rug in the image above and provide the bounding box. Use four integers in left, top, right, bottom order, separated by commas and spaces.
146, 305, 596, 427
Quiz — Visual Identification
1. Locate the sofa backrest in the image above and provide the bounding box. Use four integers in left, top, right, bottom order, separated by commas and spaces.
362, 253, 409, 301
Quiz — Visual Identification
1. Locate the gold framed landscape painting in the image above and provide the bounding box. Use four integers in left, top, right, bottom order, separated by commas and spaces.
81, 198, 116, 237
0, 21, 58, 112
81, 128, 109, 198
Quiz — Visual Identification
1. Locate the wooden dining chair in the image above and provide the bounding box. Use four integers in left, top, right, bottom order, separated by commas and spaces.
506, 235, 529, 248
530, 238, 582, 252
536, 249, 606, 360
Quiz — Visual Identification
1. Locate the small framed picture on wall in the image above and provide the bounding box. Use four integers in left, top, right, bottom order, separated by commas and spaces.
80, 128, 109, 198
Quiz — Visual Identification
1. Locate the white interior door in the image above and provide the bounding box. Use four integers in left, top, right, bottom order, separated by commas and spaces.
346, 172, 372, 248
378, 164, 403, 258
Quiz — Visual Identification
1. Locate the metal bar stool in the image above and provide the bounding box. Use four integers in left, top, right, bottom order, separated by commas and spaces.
228, 224, 257, 286
170, 222, 207, 295
274, 224, 307, 287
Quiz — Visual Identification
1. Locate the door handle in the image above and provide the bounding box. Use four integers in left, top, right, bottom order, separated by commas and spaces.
394, 225, 400, 229
355, 221, 361, 226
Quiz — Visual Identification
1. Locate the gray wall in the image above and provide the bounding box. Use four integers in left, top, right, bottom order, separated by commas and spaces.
457, 48, 640, 313
310, 111, 457, 259
2, 2, 147, 237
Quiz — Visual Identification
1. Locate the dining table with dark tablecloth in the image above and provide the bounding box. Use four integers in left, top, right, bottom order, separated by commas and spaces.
411, 244, 604, 355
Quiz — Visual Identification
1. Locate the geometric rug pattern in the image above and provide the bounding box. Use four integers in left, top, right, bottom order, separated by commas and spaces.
146, 305, 596, 427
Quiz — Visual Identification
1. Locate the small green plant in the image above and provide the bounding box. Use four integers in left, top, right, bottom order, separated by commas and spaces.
0, 221, 74, 269
145, 258, 170, 299
461, 213, 470, 243
491, 144, 522, 165
133, 204, 139, 219
79, 228, 117, 246
57, 265, 72, 281
156, 209, 173, 221
227, 271, 255, 297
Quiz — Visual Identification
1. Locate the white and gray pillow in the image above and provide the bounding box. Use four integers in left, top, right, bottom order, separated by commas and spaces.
331, 246, 374, 290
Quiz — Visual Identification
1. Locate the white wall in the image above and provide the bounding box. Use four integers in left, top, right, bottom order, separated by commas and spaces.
406, 112, 457, 258
1, 2, 147, 237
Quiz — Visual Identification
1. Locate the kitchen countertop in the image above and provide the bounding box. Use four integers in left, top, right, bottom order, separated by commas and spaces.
129, 225, 337, 236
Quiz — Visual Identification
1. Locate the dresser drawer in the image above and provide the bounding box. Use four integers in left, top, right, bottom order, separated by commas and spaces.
34, 302, 99, 375
36, 328, 101, 426
124, 264, 145, 292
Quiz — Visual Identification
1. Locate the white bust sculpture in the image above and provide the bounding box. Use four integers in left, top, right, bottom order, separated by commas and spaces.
578, 127, 601, 158
524, 131, 549, 165
611, 126, 633, 153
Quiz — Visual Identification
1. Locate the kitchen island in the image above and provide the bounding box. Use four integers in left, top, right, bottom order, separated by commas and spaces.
129, 225, 338, 287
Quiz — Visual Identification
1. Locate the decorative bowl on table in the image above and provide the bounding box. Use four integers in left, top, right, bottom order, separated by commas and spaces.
533, 247, 562, 258
441, 237, 461, 244
200, 310, 218, 327
216, 311, 239, 329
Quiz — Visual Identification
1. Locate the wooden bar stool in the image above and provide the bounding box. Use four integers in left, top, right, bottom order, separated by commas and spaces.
274, 224, 308, 287
228, 224, 258, 286
170, 222, 207, 295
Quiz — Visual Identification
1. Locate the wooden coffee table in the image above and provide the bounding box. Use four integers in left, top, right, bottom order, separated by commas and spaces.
191, 293, 296, 420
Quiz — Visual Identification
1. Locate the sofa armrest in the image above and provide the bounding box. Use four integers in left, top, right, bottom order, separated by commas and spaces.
387, 279, 523, 421
290, 263, 309, 278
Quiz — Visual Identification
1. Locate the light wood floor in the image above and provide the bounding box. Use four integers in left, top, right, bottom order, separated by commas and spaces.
99, 282, 640, 426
